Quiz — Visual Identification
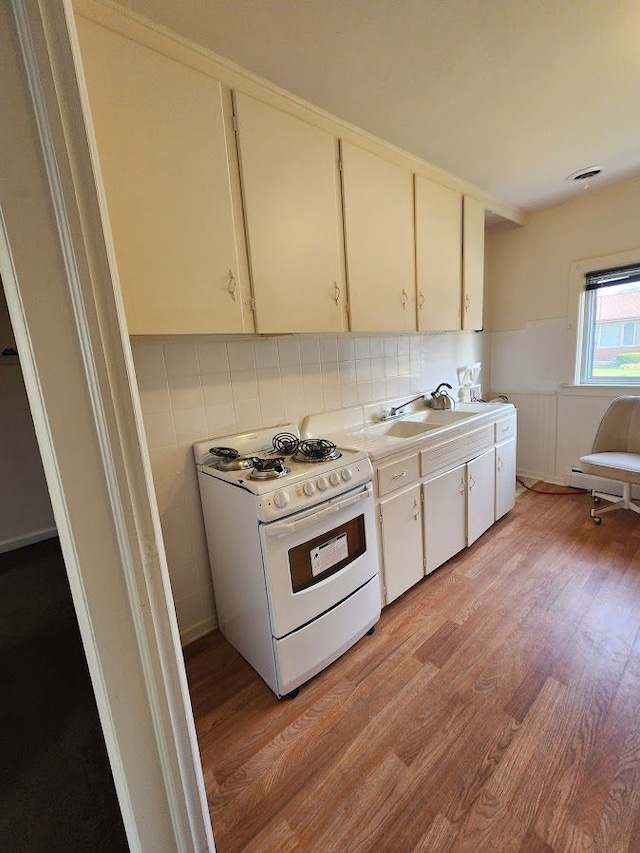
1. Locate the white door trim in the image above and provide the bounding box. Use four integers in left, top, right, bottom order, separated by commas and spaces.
2, 2, 214, 851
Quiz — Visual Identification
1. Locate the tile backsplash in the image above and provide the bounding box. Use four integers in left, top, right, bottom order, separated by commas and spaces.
132, 331, 487, 644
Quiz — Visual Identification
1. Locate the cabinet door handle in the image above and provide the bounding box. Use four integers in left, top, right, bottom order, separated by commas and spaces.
468, 474, 476, 491
464, 295, 470, 311
228, 269, 237, 301
459, 478, 466, 496
497, 457, 503, 471
334, 281, 341, 305
418, 291, 425, 310
401, 288, 408, 308
413, 499, 420, 520
392, 471, 408, 480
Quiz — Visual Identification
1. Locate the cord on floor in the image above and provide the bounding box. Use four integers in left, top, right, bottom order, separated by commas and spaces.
516, 476, 590, 496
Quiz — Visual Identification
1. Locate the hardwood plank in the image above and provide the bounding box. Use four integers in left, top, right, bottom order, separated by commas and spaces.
241, 655, 439, 850
242, 819, 305, 853
413, 813, 458, 852
557, 633, 640, 850
519, 827, 555, 852
591, 723, 640, 852
449, 677, 570, 851
413, 618, 466, 667
301, 751, 410, 852
185, 488, 640, 852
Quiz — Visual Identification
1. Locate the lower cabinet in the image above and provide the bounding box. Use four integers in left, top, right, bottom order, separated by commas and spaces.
378, 483, 424, 604
372, 410, 517, 606
422, 447, 495, 576
495, 437, 517, 520
467, 448, 497, 545
422, 465, 466, 575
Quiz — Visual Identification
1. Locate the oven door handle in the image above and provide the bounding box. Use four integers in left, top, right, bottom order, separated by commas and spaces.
262, 483, 373, 537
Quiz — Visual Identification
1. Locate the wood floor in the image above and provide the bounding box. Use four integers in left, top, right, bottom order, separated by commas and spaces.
185, 487, 640, 852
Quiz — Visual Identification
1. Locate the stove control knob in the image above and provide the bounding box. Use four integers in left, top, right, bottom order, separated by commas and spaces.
341, 468, 353, 482
273, 490, 290, 509
316, 477, 328, 491
303, 482, 315, 497
329, 472, 340, 486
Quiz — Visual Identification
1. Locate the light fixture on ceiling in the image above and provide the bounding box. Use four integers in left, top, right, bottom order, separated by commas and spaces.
566, 166, 602, 190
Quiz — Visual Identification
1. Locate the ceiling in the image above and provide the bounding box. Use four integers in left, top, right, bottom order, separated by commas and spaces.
116, 0, 640, 214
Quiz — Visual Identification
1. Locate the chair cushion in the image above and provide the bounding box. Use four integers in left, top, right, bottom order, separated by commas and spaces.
580, 451, 640, 485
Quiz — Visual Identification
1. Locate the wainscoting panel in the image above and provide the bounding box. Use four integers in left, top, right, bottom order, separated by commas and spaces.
491, 391, 558, 482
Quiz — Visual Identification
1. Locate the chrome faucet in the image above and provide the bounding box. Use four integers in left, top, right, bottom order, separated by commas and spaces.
380, 394, 425, 421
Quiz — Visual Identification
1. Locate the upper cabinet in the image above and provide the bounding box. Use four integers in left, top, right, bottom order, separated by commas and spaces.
74, 5, 519, 337
233, 93, 346, 333
76, 18, 247, 334
415, 176, 462, 332
340, 142, 416, 333
462, 196, 486, 331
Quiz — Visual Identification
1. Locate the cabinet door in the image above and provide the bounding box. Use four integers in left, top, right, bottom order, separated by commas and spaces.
379, 485, 423, 604
415, 176, 462, 332
462, 196, 485, 331
495, 438, 517, 521
234, 93, 346, 333
423, 465, 466, 575
467, 448, 495, 545
340, 141, 416, 332
76, 19, 245, 335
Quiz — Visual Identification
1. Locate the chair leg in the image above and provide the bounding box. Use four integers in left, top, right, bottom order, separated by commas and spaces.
590, 483, 640, 523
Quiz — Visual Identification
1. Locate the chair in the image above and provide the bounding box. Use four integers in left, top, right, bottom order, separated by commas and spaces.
580, 395, 640, 523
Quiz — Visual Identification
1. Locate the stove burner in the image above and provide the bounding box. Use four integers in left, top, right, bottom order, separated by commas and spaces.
209, 446, 254, 471
248, 456, 289, 480
270, 432, 300, 456
293, 438, 341, 463
209, 446, 238, 460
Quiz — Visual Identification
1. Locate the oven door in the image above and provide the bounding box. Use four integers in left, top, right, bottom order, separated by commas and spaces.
259, 483, 378, 638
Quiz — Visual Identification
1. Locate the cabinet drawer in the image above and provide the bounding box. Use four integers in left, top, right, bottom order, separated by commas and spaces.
495, 415, 516, 442
377, 454, 420, 497
420, 425, 493, 479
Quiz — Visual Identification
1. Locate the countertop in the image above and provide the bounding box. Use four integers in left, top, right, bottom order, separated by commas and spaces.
304, 401, 515, 463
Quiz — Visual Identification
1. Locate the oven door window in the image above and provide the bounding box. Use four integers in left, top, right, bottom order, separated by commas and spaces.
289, 514, 366, 593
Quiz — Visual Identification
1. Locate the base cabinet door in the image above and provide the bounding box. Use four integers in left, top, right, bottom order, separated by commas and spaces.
467, 448, 496, 545
379, 485, 423, 604
423, 465, 466, 575
495, 438, 517, 520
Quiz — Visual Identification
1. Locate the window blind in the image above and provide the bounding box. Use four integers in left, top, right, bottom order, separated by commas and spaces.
585, 264, 640, 291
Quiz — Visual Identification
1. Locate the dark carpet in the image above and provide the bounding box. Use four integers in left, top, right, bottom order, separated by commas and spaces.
0, 538, 129, 852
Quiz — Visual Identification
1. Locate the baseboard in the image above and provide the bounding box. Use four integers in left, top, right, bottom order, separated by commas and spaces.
517, 469, 563, 486
0, 526, 58, 554
567, 467, 640, 497
180, 614, 218, 648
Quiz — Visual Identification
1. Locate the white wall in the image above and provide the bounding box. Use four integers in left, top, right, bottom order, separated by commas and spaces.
0, 285, 55, 551
485, 176, 640, 482
132, 330, 487, 642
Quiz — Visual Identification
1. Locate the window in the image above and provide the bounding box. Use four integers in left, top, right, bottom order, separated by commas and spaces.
581, 264, 640, 384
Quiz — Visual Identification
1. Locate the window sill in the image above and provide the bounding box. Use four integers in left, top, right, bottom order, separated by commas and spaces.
559, 383, 640, 397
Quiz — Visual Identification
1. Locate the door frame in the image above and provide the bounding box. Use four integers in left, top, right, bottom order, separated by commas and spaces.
1, 3, 214, 851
